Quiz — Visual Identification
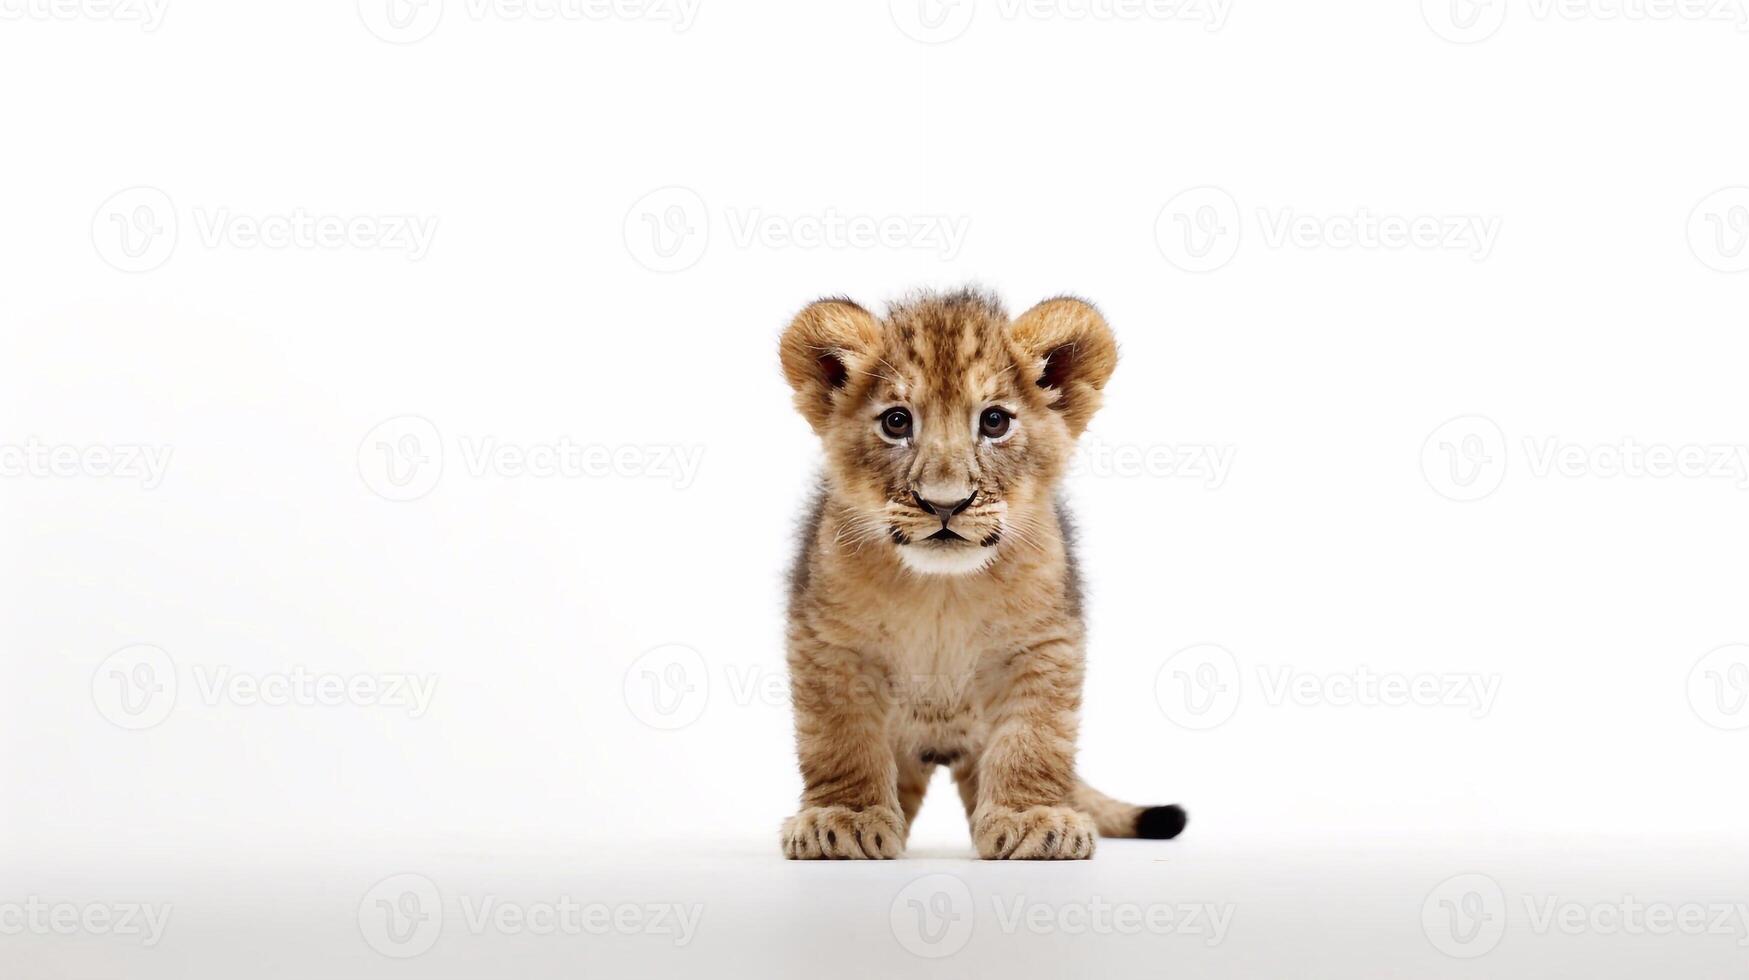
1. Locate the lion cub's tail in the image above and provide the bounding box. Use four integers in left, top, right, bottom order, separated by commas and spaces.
1071, 779, 1188, 839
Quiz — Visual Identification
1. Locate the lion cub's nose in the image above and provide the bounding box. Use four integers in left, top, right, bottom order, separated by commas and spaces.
912, 490, 977, 524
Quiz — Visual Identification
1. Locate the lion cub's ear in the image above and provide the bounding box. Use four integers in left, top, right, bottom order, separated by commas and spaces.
1010, 296, 1118, 437
780, 298, 884, 433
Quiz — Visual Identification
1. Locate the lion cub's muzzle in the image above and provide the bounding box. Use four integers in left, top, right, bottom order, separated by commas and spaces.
889, 488, 1003, 552
911, 490, 977, 535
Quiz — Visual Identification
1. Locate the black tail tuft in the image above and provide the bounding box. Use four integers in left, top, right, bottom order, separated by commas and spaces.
1135, 804, 1188, 840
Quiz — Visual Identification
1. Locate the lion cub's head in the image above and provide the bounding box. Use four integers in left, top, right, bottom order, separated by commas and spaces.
781, 289, 1117, 577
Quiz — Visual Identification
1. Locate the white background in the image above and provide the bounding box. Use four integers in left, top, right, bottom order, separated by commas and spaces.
3, 0, 1748, 976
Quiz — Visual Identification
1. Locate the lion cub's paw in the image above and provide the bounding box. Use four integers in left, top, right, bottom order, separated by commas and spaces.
973, 806, 1096, 860
781, 805, 904, 859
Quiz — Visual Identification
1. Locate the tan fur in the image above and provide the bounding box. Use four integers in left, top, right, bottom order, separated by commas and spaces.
777, 288, 1184, 860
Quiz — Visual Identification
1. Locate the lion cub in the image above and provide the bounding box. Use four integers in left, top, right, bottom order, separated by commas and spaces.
778, 288, 1186, 860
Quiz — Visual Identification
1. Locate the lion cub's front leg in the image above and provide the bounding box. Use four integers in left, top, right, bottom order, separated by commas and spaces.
781, 644, 905, 860
970, 641, 1096, 860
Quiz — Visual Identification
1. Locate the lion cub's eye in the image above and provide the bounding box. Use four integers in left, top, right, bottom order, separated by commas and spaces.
980, 407, 1013, 439
880, 408, 913, 440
